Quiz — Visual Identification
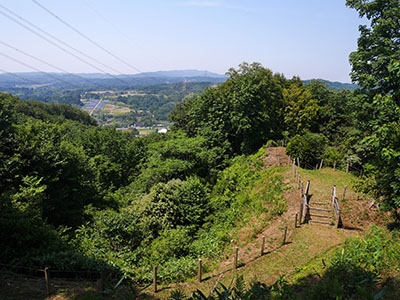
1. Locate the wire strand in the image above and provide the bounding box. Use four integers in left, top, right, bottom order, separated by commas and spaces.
0, 6, 127, 85
0, 51, 80, 88
32, 0, 143, 74
0, 41, 99, 87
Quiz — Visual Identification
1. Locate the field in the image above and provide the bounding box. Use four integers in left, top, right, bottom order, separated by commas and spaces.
102, 103, 131, 115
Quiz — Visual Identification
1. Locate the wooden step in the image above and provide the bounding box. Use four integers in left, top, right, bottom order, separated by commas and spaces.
309, 220, 332, 225
312, 202, 329, 205
309, 207, 331, 212
310, 214, 331, 218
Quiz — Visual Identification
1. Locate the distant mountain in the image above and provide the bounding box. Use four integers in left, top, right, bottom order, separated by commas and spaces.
0, 70, 227, 90
303, 79, 359, 91
133, 70, 227, 79
0, 71, 358, 92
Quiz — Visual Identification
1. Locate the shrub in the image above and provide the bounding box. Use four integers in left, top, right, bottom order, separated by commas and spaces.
286, 132, 327, 168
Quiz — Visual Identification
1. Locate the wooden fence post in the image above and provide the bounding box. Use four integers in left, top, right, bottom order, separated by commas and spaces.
299, 203, 303, 225
300, 181, 304, 197
295, 213, 298, 228
292, 162, 296, 177
333, 160, 337, 170
315, 164, 318, 170
44, 267, 51, 296
331, 185, 337, 207
153, 266, 158, 293
346, 163, 349, 173
319, 159, 324, 169
282, 226, 288, 245
198, 259, 202, 282
342, 185, 347, 201
305, 180, 310, 196
297, 158, 300, 168
234, 247, 239, 269
261, 235, 265, 256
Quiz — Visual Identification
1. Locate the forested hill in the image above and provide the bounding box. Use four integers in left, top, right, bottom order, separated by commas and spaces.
303, 79, 359, 90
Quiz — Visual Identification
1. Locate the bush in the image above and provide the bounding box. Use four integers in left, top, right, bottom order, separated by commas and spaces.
286, 132, 327, 168
323, 146, 344, 168
306, 226, 400, 299
146, 226, 193, 265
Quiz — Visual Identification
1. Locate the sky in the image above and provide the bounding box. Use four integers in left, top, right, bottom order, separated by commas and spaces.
0, 0, 364, 82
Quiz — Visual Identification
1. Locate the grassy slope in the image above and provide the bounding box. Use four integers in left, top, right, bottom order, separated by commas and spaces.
151, 165, 363, 298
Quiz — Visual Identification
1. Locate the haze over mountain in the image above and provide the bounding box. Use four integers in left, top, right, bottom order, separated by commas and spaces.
0, 70, 358, 91
0, 70, 227, 89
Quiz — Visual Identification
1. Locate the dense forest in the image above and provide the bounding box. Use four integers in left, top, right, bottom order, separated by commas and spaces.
1, 0, 400, 299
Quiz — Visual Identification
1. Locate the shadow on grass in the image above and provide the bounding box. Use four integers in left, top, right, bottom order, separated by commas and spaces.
162, 261, 400, 300
386, 221, 400, 231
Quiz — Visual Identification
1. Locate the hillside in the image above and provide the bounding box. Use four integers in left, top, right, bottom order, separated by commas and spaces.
2, 147, 397, 299
147, 148, 396, 299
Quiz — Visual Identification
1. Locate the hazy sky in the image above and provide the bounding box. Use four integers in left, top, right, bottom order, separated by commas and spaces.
0, 0, 364, 82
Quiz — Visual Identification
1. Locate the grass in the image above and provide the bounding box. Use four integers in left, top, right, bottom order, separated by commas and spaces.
298, 168, 358, 204
153, 225, 348, 298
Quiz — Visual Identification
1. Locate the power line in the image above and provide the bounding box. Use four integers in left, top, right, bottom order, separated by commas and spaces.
81, 0, 166, 68
0, 51, 80, 88
0, 4, 126, 76
32, 0, 145, 74
0, 41, 99, 87
0, 5, 128, 85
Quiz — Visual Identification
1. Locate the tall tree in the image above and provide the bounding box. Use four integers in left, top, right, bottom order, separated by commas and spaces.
283, 84, 320, 136
347, 0, 400, 102
347, 1, 400, 218
170, 62, 289, 155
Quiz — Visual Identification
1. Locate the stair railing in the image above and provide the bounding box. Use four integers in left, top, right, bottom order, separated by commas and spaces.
299, 180, 310, 224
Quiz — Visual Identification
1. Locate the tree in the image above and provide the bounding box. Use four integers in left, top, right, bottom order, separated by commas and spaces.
283, 84, 320, 136
170, 62, 290, 155
305, 80, 353, 141
347, 1, 400, 218
346, 0, 400, 102
286, 132, 328, 168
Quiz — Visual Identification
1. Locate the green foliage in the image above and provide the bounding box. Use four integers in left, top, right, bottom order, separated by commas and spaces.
346, 0, 400, 102
283, 84, 320, 136
305, 80, 353, 142
286, 132, 328, 168
304, 226, 400, 300
191, 151, 285, 258
74, 206, 142, 273
166, 275, 295, 300
323, 146, 345, 168
146, 227, 192, 265
73, 177, 209, 282
170, 62, 292, 155
138, 178, 209, 240
135, 132, 223, 192
350, 93, 400, 216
